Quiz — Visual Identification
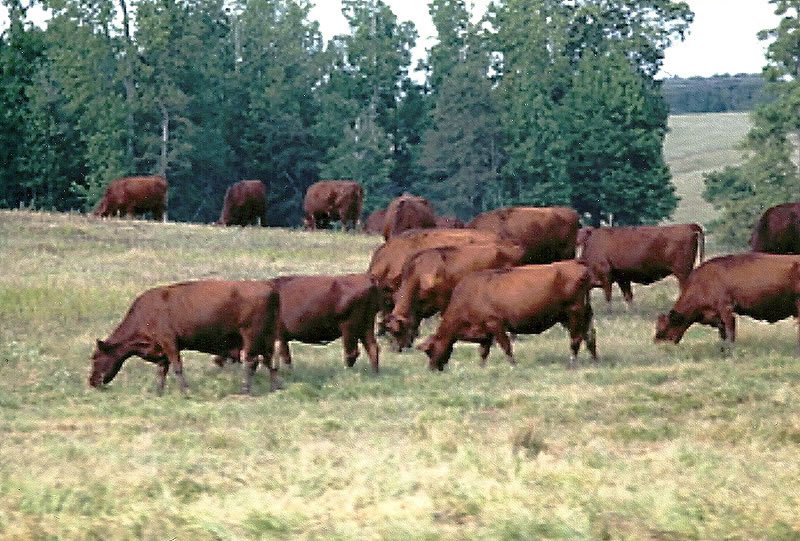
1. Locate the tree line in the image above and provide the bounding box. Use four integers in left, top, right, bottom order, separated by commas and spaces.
1, 0, 694, 226
662, 74, 768, 114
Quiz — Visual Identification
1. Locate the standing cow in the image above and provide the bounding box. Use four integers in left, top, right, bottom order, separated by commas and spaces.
578, 223, 705, 306
303, 180, 363, 231
217, 180, 267, 226
750, 202, 800, 254
467, 206, 579, 264
418, 261, 597, 371
386, 242, 527, 350
92, 175, 168, 221
89, 280, 281, 395
655, 253, 800, 352
382, 193, 437, 240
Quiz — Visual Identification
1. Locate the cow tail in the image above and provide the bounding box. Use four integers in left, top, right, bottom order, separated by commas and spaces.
696, 226, 705, 265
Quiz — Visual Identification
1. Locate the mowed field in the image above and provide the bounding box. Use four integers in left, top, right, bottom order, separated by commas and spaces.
3, 113, 800, 540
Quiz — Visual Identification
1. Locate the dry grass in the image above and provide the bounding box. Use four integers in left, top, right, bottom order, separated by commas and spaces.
1, 206, 799, 540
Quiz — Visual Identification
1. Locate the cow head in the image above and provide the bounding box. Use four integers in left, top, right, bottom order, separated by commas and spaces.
385, 313, 414, 351
654, 310, 690, 344
88, 339, 125, 387
417, 335, 453, 371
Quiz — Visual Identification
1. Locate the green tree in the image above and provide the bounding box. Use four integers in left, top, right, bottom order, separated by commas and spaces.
562, 49, 675, 225
703, 0, 800, 246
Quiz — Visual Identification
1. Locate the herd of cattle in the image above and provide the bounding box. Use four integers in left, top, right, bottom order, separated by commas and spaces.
87, 176, 800, 395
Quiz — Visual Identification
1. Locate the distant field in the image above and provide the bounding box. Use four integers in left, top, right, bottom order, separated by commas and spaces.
1, 208, 799, 540
664, 111, 752, 228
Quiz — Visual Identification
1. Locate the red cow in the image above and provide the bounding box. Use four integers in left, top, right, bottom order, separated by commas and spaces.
363, 208, 387, 235
386, 242, 527, 350
273, 274, 381, 372
578, 224, 705, 306
418, 261, 597, 370
750, 202, 800, 254
213, 274, 382, 373
435, 215, 465, 228
217, 180, 267, 226
655, 253, 800, 351
467, 206, 579, 264
383, 193, 437, 240
92, 175, 168, 221
303, 180, 363, 231
88, 280, 281, 395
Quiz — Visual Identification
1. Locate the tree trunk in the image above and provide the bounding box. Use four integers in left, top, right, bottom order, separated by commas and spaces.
159, 101, 169, 176
118, 0, 136, 166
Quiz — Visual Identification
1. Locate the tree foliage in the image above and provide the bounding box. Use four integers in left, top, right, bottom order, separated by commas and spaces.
703, 0, 800, 246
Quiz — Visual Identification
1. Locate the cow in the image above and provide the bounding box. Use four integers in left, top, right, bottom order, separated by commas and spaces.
418, 261, 597, 371
213, 274, 382, 373
750, 202, 800, 254
217, 180, 267, 226
368, 228, 504, 340
368, 228, 503, 296
467, 206, 579, 264
382, 193, 437, 240
435, 215, 465, 229
655, 253, 800, 352
92, 175, 168, 221
364, 208, 387, 235
385, 242, 527, 350
303, 180, 363, 231
578, 224, 705, 306
88, 280, 281, 395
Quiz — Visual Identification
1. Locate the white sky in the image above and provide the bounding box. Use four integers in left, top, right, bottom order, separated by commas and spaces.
0, 0, 783, 78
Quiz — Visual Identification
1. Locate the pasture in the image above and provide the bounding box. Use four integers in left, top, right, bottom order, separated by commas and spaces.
1, 112, 800, 540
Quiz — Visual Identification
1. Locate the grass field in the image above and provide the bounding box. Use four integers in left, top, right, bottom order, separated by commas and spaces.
3, 112, 800, 540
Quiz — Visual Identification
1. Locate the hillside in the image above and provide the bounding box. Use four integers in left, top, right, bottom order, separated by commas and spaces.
665, 111, 752, 227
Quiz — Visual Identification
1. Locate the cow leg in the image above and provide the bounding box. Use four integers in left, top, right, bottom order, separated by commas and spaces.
585, 324, 598, 363
155, 361, 169, 395
487, 321, 515, 366
341, 326, 360, 368
618, 280, 634, 309
360, 324, 380, 374
277, 338, 293, 372
601, 278, 613, 307
720, 306, 736, 355
164, 345, 189, 394
478, 339, 493, 368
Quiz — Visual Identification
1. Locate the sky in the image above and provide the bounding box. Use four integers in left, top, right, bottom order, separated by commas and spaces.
0, 1, 782, 78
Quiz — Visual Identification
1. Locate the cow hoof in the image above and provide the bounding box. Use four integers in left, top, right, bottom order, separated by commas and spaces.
270, 377, 286, 392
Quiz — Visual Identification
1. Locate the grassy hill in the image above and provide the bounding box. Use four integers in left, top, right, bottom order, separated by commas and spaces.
2, 191, 799, 539
665, 111, 752, 227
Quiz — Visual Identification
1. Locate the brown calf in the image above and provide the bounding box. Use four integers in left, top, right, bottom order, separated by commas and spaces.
750, 202, 800, 254
217, 180, 267, 226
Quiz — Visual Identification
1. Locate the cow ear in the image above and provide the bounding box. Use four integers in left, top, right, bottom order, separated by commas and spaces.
96, 339, 111, 353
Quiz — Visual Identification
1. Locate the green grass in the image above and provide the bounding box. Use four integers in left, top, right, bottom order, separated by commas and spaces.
1, 205, 799, 540
1, 112, 798, 540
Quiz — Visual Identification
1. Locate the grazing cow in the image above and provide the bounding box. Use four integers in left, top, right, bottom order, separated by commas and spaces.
364, 208, 387, 235
435, 215, 465, 228
383, 193, 437, 240
467, 206, 579, 264
578, 224, 705, 306
88, 280, 281, 395
303, 180, 363, 231
213, 274, 381, 372
750, 202, 800, 254
386, 242, 527, 350
418, 261, 597, 371
217, 180, 267, 226
92, 175, 168, 221
655, 253, 800, 351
